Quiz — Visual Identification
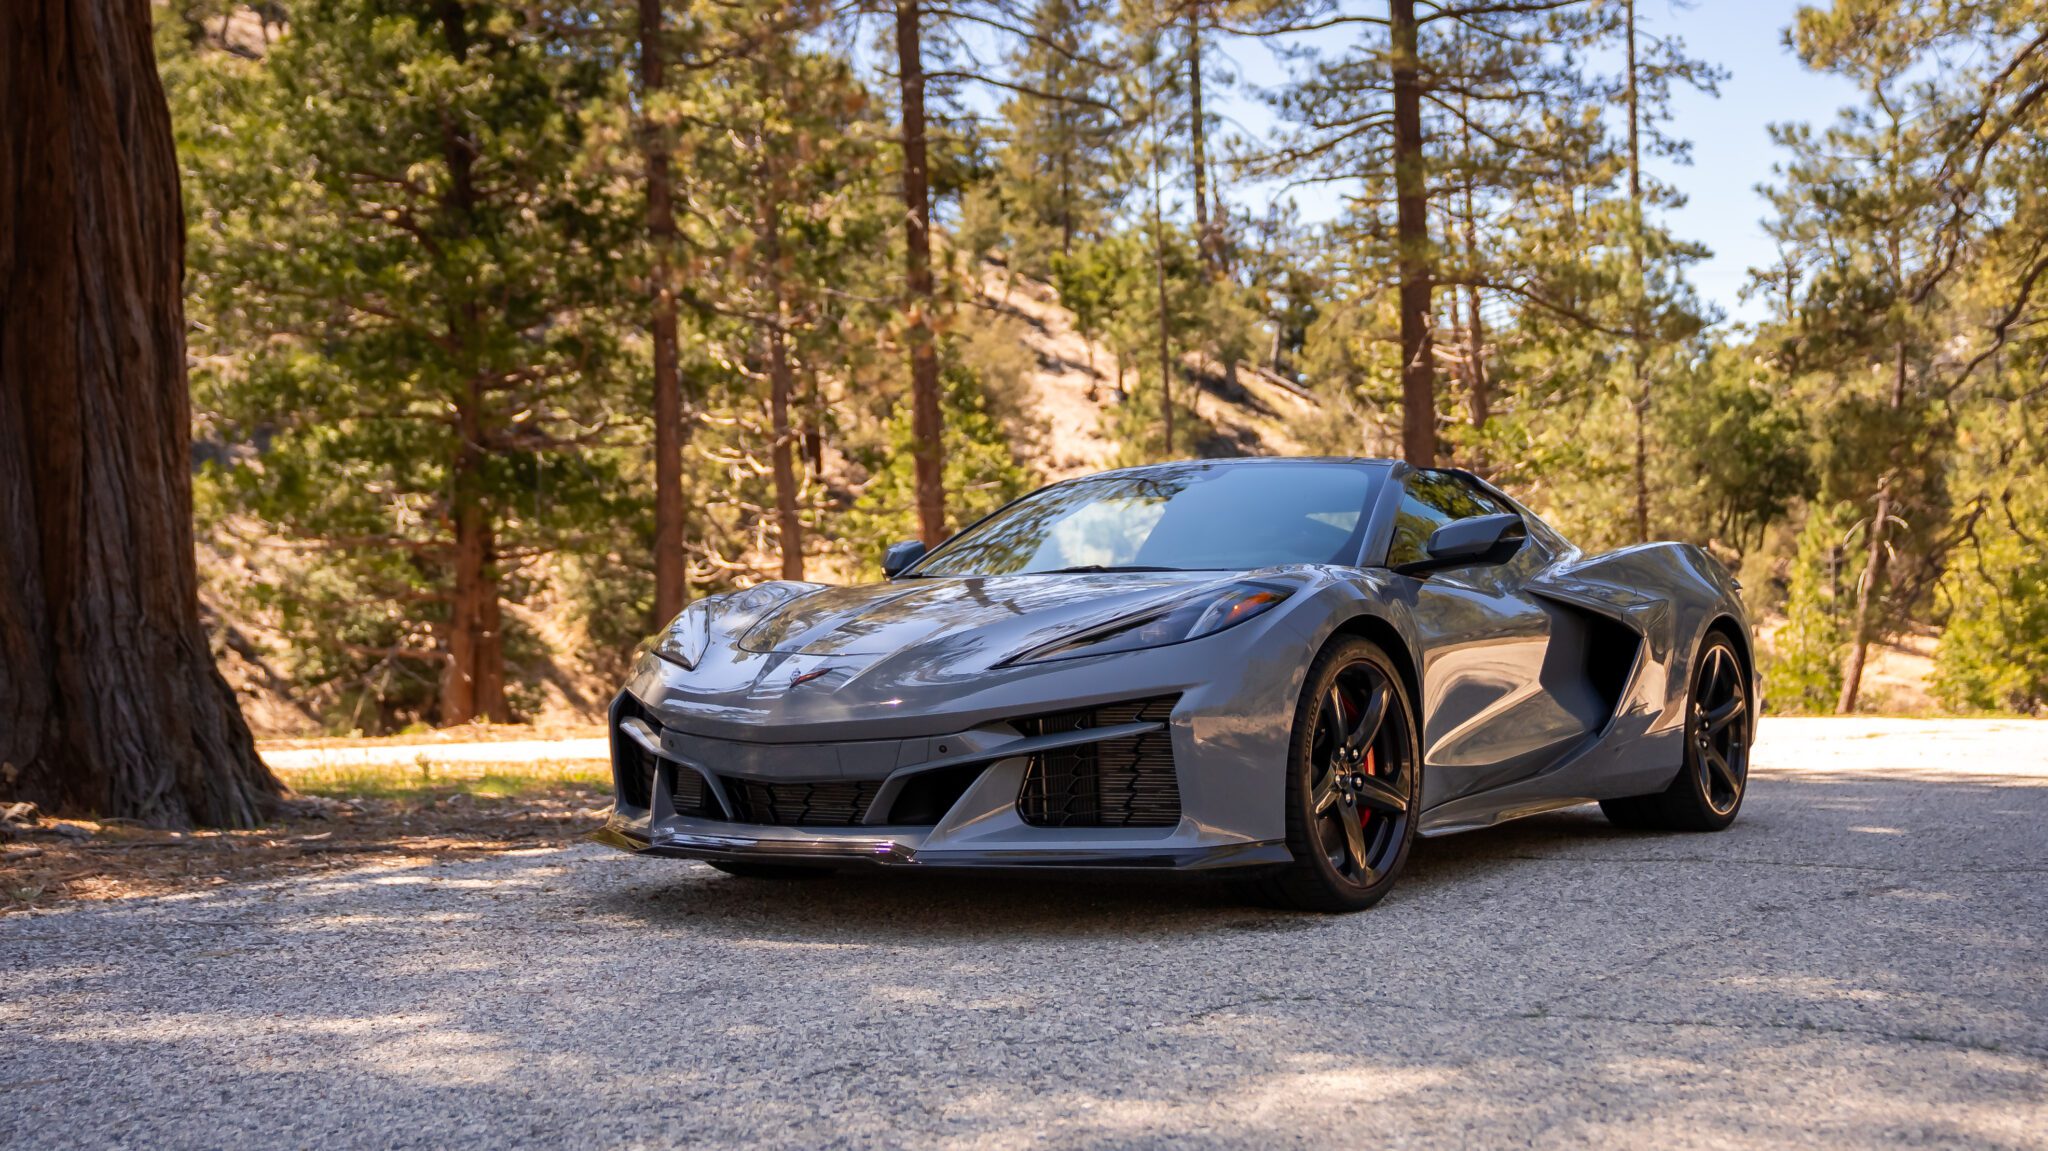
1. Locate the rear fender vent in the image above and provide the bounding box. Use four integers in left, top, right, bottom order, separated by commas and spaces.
1583, 613, 1643, 723
1016, 695, 1182, 828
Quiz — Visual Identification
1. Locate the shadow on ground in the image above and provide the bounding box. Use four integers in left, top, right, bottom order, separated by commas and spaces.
4, 766, 2044, 1149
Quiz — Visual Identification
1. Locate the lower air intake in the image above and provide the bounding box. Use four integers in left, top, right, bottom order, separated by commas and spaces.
724, 779, 884, 827
1016, 695, 1182, 828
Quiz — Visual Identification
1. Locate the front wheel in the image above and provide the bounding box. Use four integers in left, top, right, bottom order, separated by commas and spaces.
1258, 637, 1422, 912
1601, 630, 1752, 832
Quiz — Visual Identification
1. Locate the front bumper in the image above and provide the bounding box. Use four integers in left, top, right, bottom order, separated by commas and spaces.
592, 614, 1317, 871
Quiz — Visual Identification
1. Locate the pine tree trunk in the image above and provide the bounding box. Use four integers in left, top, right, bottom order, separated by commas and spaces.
1837, 335, 1909, 714
1187, 0, 1217, 273
1836, 478, 1889, 715
435, 0, 507, 725
0, 0, 280, 827
640, 0, 689, 621
758, 178, 805, 582
802, 362, 825, 480
1152, 134, 1174, 456
1389, 0, 1436, 467
443, 386, 508, 724
1625, 0, 1650, 543
895, 0, 946, 546
1457, 79, 1488, 438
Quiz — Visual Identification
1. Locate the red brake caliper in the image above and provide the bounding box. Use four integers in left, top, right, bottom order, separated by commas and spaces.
1360, 744, 1377, 826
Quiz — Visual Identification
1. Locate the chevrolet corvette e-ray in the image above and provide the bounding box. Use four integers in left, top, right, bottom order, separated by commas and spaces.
596, 458, 1754, 911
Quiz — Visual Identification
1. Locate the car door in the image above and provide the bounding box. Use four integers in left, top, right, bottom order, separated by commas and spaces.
1385, 471, 1595, 809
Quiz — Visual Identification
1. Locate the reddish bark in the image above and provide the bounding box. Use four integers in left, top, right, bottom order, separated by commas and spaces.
1390, 0, 1437, 467
0, 0, 280, 825
640, 0, 689, 621
895, 0, 947, 546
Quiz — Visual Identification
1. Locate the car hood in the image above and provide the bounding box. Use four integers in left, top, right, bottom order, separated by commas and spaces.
736, 572, 1235, 658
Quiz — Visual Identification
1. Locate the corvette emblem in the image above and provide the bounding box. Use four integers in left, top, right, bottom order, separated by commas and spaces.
788, 666, 834, 688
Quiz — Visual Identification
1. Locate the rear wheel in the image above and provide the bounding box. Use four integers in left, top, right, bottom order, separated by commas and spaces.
1258, 637, 1422, 912
708, 861, 837, 880
1601, 630, 1751, 832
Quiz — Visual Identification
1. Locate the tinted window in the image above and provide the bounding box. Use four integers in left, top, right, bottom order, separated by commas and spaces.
910, 464, 1382, 576
1386, 471, 1510, 567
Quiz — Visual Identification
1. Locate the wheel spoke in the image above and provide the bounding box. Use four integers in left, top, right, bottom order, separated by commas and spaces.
1703, 695, 1746, 735
1704, 745, 1740, 794
1339, 807, 1369, 875
1344, 679, 1390, 754
1312, 764, 1341, 814
1320, 685, 1345, 748
1354, 771, 1409, 815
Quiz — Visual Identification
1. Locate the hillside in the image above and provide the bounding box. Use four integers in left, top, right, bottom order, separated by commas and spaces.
206, 271, 1316, 735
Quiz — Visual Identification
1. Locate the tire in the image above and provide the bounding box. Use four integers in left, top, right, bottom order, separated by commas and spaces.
1257, 636, 1423, 912
707, 861, 838, 880
1600, 629, 1752, 832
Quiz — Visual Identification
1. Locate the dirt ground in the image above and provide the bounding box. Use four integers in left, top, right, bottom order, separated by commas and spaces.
0, 790, 605, 916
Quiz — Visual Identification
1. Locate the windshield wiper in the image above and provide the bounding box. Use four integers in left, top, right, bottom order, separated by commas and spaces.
1029, 564, 1181, 574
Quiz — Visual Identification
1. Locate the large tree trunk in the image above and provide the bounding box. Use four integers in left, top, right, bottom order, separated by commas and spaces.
640, 0, 689, 620
0, 0, 280, 826
435, 1, 508, 725
894, 0, 947, 546
1389, 0, 1436, 467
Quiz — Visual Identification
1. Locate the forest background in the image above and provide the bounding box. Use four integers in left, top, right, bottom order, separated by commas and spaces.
154, 0, 2048, 738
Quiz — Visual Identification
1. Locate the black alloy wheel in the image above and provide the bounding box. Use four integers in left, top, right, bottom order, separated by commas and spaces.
1601, 630, 1751, 832
1261, 637, 1421, 912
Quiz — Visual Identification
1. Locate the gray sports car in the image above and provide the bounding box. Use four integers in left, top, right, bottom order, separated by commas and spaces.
596, 458, 1754, 911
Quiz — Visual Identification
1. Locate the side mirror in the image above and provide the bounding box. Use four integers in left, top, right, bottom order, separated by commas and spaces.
1398, 513, 1527, 575
881, 539, 928, 578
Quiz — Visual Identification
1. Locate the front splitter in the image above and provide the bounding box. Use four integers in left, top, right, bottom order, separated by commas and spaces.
591, 818, 1290, 873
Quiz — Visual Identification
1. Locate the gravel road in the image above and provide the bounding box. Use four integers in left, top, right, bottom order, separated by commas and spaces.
6, 719, 2045, 1149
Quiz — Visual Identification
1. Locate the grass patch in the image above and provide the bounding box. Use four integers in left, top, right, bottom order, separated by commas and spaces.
278, 756, 611, 802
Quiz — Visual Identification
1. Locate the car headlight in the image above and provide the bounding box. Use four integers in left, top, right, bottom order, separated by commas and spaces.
1005, 580, 1294, 665
648, 600, 716, 669
643, 582, 816, 670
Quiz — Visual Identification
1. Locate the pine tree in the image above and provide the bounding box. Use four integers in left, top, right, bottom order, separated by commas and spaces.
181, 0, 633, 725
985, 0, 1118, 278
1252, 0, 1616, 465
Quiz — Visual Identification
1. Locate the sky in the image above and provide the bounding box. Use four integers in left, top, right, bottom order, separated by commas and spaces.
1644, 0, 1863, 325
1210, 0, 1866, 329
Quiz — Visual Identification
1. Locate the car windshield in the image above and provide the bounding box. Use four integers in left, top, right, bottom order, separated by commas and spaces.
907, 463, 1384, 577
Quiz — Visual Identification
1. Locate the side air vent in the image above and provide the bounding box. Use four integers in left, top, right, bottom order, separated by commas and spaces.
611, 695, 659, 809
1582, 613, 1643, 723
723, 779, 884, 827
1015, 695, 1182, 828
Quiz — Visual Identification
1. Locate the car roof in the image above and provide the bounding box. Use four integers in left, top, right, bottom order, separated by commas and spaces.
1064, 457, 1401, 483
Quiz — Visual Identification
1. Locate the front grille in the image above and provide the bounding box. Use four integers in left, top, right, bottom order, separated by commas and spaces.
1016, 695, 1182, 828
723, 779, 884, 826
669, 763, 722, 819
